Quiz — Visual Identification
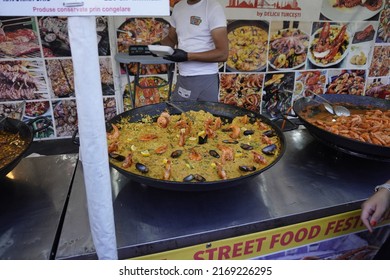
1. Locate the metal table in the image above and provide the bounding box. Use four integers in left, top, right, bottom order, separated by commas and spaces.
56, 129, 390, 259
0, 154, 78, 260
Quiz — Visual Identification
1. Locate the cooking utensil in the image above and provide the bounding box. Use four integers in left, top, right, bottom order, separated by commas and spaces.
307, 90, 350, 117
106, 101, 286, 191
165, 101, 195, 122
293, 94, 390, 160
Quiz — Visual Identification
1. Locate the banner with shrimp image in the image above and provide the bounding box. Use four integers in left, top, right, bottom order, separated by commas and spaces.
131, 209, 390, 260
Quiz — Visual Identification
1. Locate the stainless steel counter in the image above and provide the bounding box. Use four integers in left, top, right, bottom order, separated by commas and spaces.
0, 154, 78, 260
56, 129, 390, 259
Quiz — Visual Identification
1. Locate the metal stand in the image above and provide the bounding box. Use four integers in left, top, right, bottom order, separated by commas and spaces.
114, 53, 175, 109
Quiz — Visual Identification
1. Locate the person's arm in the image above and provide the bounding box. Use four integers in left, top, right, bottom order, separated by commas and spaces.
188, 26, 228, 62
361, 180, 390, 232
159, 27, 178, 49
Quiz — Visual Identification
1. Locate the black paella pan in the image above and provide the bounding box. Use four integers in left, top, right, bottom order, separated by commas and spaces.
293, 94, 390, 161
106, 101, 286, 191
0, 117, 51, 177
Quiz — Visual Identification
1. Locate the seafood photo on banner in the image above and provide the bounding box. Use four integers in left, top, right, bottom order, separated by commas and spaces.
116, 17, 171, 77
294, 70, 327, 98
24, 101, 50, 118
122, 63, 170, 76
376, 4, 389, 43
219, 73, 264, 113
308, 22, 351, 69
326, 69, 366, 95
352, 23, 376, 44
262, 72, 295, 119
226, 20, 269, 72
123, 76, 170, 109
332, 0, 383, 11
116, 17, 170, 53
365, 77, 390, 99
368, 45, 390, 77
267, 21, 310, 71
320, 0, 384, 21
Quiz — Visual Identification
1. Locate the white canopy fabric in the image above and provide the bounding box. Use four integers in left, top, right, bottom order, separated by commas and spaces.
68, 17, 118, 260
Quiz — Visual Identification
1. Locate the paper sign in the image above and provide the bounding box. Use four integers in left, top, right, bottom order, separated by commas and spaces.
0, 0, 170, 16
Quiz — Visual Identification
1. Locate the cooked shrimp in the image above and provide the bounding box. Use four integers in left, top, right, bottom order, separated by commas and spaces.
213, 117, 222, 130
139, 134, 158, 141
155, 144, 168, 154
175, 119, 191, 135
122, 152, 133, 168
240, 115, 249, 124
108, 142, 118, 153
188, 148, 202, 161
206, 127, 216, 139
261, 135, 273, 145
179, 128, 186, 147
215, 161, 227, 180
157, 112, 170, 128
163, 160, 171, 180
229, 125, 241, 139
217, 144, 234, 164
257, 121, 268, 130
107, 124, 119, 140
253, 151, 267, 164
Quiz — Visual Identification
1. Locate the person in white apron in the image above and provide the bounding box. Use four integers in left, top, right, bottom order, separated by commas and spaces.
159, 0, 228, 102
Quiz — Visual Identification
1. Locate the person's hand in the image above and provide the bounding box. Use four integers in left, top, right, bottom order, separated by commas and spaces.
361, 188, 390, 232
164, 49, 188, 62
149, 41, 162, 57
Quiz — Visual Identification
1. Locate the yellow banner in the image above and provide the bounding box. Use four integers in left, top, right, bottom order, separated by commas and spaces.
132, 209, 390, 260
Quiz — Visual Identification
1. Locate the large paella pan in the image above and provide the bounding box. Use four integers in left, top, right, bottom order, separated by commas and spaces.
106, 101, 286, 191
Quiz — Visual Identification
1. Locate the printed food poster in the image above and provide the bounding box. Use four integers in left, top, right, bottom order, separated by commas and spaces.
0, 16, 115, 140
0, 0, 389, 140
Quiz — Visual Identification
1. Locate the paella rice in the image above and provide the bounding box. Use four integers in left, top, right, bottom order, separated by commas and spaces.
0, 130, 28, 170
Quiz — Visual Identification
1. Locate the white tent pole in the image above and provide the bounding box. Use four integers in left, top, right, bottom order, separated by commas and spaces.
68, 16, 118, 260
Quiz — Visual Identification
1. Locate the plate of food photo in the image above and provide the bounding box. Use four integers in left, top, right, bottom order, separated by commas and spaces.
308, 22, 351, 68
268, 28, 310, 70
321, 0, 384, 22
226, 20, 269, 72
